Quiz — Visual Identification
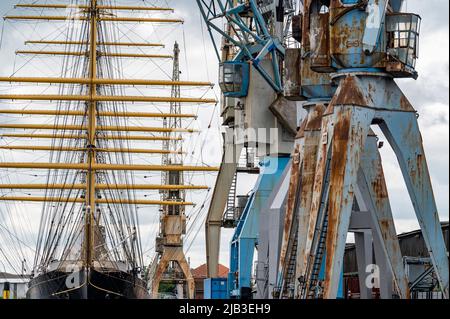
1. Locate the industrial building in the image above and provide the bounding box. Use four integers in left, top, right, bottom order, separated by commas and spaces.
344, 223, 449, 299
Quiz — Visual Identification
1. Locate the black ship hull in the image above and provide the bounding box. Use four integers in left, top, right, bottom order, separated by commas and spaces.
27, 268, 149, 299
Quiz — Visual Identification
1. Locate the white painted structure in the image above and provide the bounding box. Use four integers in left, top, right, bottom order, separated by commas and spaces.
0, 273, 29, 299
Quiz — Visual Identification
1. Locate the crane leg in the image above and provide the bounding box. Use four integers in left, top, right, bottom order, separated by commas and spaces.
357, 131, 410, 299
320, 105, 374, 299
380, 111, 449, 298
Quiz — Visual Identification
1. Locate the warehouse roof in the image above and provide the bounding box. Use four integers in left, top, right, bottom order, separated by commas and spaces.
191, 264, 229, 279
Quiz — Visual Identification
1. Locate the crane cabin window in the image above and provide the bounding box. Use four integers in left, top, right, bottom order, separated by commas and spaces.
219, 62, 250, 97
386, 13, 421, 68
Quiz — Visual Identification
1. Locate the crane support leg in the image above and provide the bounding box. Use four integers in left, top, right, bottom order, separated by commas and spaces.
357, 132, 410, 298
256, 162, 292, 299
206, 137, 243, 277
292, 103, 327, 297
151, 247, 195, 299
380, 111, 449, 298
313, 73, 448, 299
320, 105, 374, 299
276, 102, 327, 298
228, 156, 290, 299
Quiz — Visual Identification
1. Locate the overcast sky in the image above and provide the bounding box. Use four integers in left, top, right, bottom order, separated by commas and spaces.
0, 0, 448, 274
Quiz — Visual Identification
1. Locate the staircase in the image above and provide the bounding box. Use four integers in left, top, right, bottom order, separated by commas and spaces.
222, 173, 238, 228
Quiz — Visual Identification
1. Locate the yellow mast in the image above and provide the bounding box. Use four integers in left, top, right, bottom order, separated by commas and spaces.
25, 40, 165, 47
0, 184, 209, 191
4, 15, 184, 23
0, 76, 213, 87
0, 94, 216, 103
0, 109, 197, 119
0, 134, 183, 141
0, 145, 185, 154
0, 162, 220, 172
85, 0, 98, 269
0, 123, 198, 133
0, 197, 194, 206
16, 50, 173, 59
15, 4, 174, 12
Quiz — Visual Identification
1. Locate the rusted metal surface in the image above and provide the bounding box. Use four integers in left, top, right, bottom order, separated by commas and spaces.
379, 111, 449, 298
151, 246, 195, 299
278, 144, 302, 289
329, 0, 386, 69
284, 49, 303, 101
297, 113, 331, 295
329, 75, 369, 110
304, 72, 448, 299
305, 103, 327, 132
311, 11, 334, 72
323, 106, 374, 299
301, 0, 313, 51
284, 0, 448, 300
296, 117, 308, 139
293, 103, 327, 297
299, 0, 335, 100
358, 131, 410, 299
329, 73, 416, 113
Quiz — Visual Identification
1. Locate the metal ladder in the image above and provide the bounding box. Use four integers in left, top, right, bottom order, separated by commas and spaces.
299, 152, 333, 299
279, 160, 303, 298
306, 211, 329, 299
281, 225, 299, 298
223, 173, 238, 228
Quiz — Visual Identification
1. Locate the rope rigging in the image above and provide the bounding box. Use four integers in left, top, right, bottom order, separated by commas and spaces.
0, 0, 219, 285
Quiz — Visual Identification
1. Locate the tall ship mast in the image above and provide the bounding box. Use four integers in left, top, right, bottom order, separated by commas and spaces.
0, 0, 217, 299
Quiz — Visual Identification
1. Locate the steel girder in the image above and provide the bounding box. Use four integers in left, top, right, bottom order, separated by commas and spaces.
195, 0, 285, 92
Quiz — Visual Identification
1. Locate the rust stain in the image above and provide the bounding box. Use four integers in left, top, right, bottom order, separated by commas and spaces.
330, 75, 368, 108
296, 118, 308, 139
302, 0, 312, 51
324, 108, 351, 292
414, 153, 424, 185
400, 94, 414, 111
279, 145, 301, 273
379, 220, 391, 241
372, 153, 391, 214
305, 103, 326, 132
311, 11, 334, 72
372, 172, 389, 199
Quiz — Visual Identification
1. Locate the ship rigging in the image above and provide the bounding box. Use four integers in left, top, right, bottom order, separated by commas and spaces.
0, 0, 217, 299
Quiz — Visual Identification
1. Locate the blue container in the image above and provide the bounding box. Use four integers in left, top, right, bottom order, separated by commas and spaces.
204, 278, 228, 299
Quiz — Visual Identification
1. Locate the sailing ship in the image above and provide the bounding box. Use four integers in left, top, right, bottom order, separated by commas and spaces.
0, 0, 216, 299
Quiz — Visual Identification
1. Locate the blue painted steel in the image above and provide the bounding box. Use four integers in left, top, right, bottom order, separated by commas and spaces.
390, 0, 403, 12
318, 253, 344, 299
219, 61, 250, 97
330, 8, 386, 69
362, 0, 388, 54
194, 0, 284, 93
204, 278, 228, 299
328, 0, 419, 77
228, 156, 290, 299
380, 111, 449, 296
